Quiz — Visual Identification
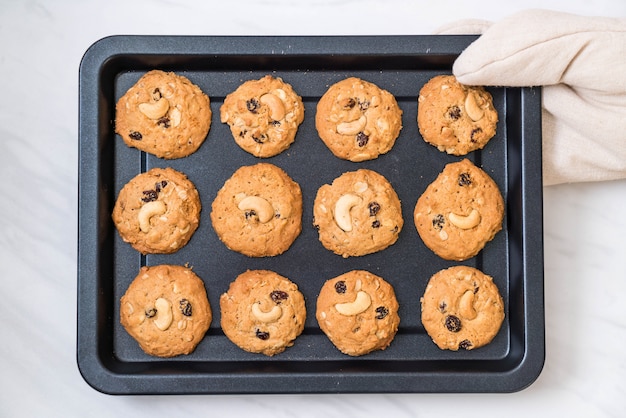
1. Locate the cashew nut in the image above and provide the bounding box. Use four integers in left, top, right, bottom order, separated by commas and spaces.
260, 93, 286, 121
464, 92, 484, 122
334, 193, 363, 232
448, 209, 481, 230
251, 302, 283, 323
336, 115, 367, 135
153, 297, 173, 331
459, 290, 477, 320
237, 195, 274, 223
353, 181, 368, 193
335, 291, 371, 316
169, 107, 181, 127
138, 98, 170, 120
138, 200, 167, 232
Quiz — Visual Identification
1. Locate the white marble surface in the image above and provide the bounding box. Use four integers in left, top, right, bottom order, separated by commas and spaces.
2, 0, 626, 416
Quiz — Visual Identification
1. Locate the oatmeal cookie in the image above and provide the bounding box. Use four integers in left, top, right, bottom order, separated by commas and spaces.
417, 74, 498, 155
315, 77, 403, 162
115, 70, 211, 159
120, 264, 212, 357
220, 75, 305, 157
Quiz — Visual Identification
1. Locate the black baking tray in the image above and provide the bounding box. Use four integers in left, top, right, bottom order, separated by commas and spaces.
77, 35, 545, 394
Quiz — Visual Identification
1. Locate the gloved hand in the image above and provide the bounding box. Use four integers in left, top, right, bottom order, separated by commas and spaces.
435, 9, 626, 186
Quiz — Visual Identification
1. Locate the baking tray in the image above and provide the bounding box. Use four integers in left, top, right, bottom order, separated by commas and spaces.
77, 35, 545, 394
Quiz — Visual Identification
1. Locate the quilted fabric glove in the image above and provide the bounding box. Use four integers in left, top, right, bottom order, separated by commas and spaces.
436, 9, 626, 185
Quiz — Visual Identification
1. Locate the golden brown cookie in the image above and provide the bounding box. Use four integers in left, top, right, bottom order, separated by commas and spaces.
315, 77, 403, 162
115, 70, 212, 159
417, 75, 498, 155
413, 159, 504, 261
210, 163, 302, 257
220, 270, 306, 356
220, 75, 305, 157
120, 264, 212, 357
316, 270, 400, 356
420, 265, 505, 351
112, 167, 201, 254
313, 169, 403, 258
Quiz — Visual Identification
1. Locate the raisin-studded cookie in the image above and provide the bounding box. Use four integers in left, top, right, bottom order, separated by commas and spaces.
220, 75, 305, 158
210, 163, 302, 257
115, 70, 211, 159
420, 265, 504, 351
313, 169, 403, 258
414, 159, 504, 261
120, 264, 212, 357
220, 270, 306, 356
315, 77, 403, 162
316, 270, 400, 356
112, 167, 201, 254
417, 74, 498, 155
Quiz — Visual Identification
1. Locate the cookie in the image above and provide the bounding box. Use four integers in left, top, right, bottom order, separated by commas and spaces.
112, 167, 201, 254
420, 265, 505, 351
120, 264, 212, 357
313, 169, 403, 258
220, 270, 306, 356
115, 70, 211, 159
417, 74, 498, 155
210, 163, 302, 257
315, 77, 403, 162
220, 75, 305, 157
413, 159, 504, 261
316, 270, 400, 356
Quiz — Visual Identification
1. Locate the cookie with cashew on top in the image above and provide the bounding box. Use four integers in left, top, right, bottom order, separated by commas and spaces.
120, 264, 212, 357
112, 167, 201, 254
220, 75, 305, 158
414, 159, 504, 261
115, 70, 211, 159
315, 77, 403, 162
313, 169, 403, 258
417, 74, 498, 156
420, 265, 504, 351
220, 270, 306, 356
316, 270, 400, 356
210, 163, 302, 257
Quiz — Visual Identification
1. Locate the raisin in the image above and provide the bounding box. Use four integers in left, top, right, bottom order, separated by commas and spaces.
432, 214, 445, 230
255, 329, 270, 340
458, 172, 472, 186
141, 190, 158, 203
179, 299, 192, 316
368, 201, 380, 216
129, 131, 142, 141
157, 117, 171, 128
470, 127, 482, 142
375, 306, 389, 319
334, 280, 347, 294
447, 105, 461, 120
445, 315, 462, 332
145, 308, 157, 318
459, 340, 473, 350
270, 290, 289, 304
155, 181, 167, 193
358, 99, 370, 111
343, 98, 356, 109
356, 132, 369, 147
244, 210, 257, 219
252, 133, 267, 144
152, 88, 162, 99
439, 301, 447, 313
372, 220, 381, 228
270, 120, 281, 127
246, 98, 260, 113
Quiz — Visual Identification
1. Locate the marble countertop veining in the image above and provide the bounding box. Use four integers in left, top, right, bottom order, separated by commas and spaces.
1, 0, 625, 417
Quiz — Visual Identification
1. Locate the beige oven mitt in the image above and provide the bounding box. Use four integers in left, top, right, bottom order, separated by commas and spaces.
435, 9, 626, 185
